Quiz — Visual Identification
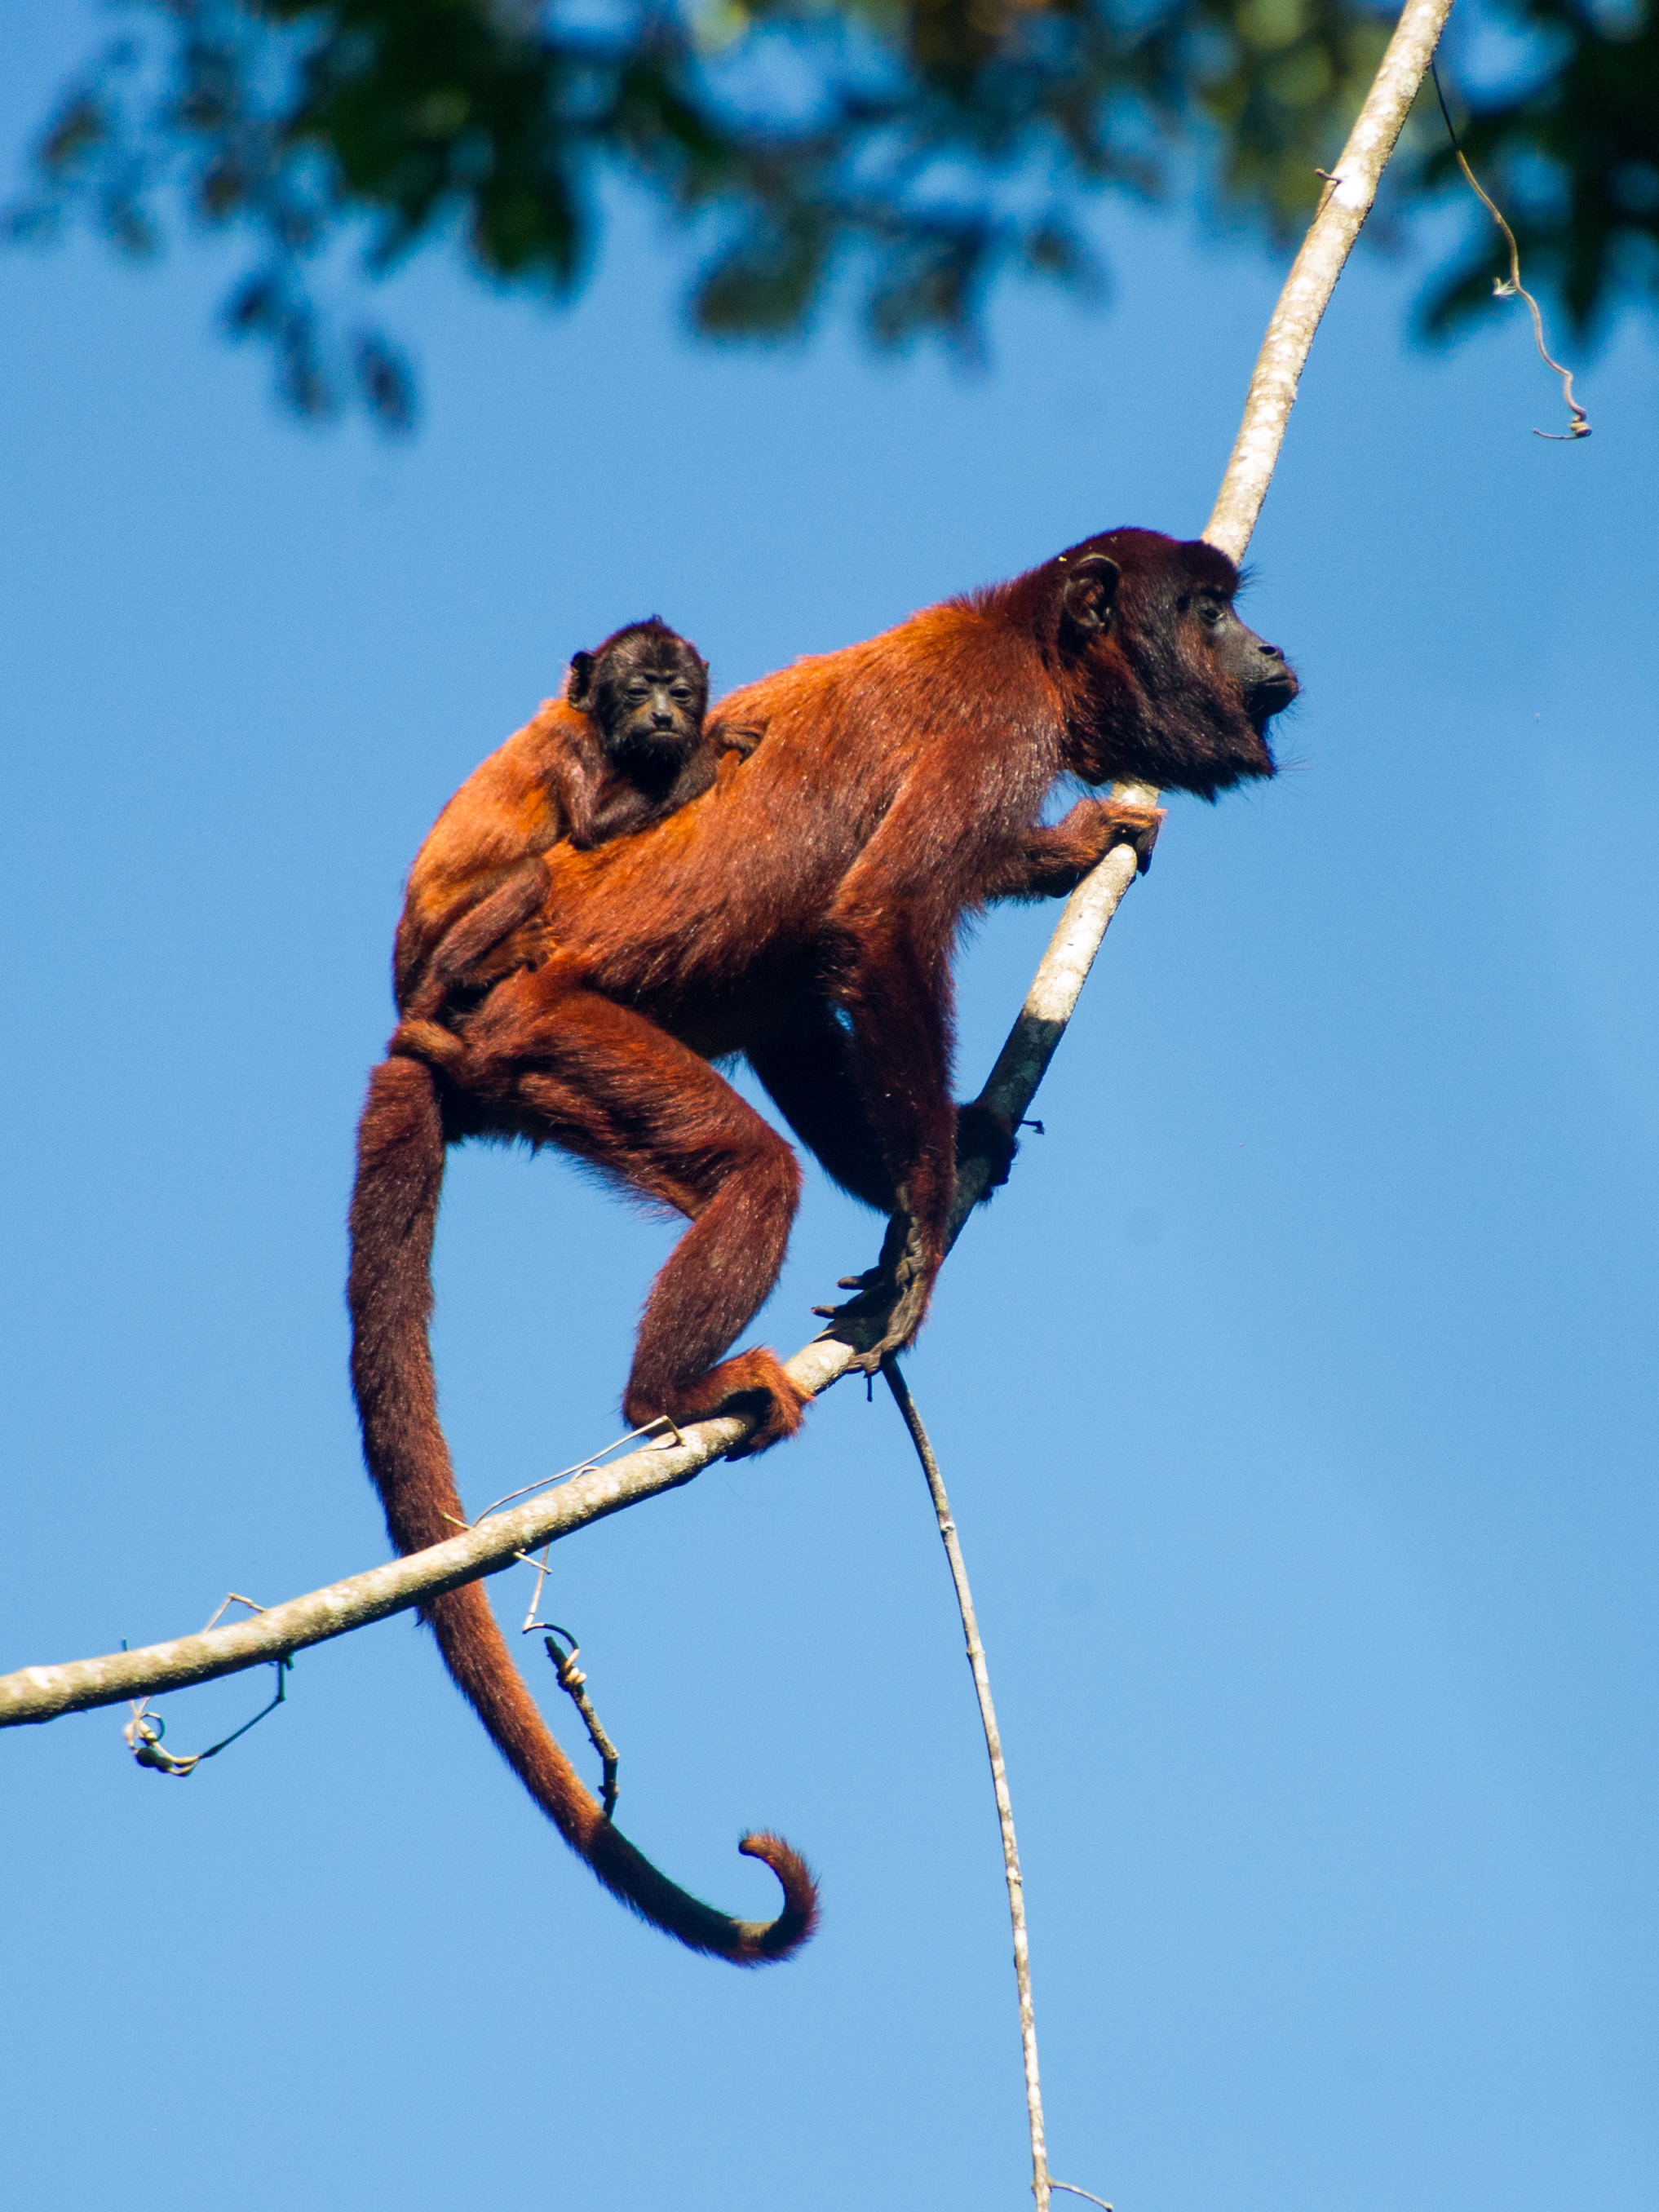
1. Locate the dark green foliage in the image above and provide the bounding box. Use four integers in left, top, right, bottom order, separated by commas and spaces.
6, 0, 1654, 427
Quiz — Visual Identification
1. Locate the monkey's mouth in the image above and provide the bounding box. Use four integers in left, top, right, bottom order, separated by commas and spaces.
1249, 670, 1298, 728
617, 723, 689, 757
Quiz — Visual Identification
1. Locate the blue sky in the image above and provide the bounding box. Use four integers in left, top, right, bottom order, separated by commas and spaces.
3, 8, 1657, 2210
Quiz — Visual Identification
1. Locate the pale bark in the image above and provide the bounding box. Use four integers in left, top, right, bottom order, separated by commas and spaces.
963, 0, 1458, 1219
916, 10, 1458, 2207
1206, 0, 1458, 562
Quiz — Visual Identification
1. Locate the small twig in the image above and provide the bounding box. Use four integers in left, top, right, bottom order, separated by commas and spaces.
444, 1515, 626, 1811
123, 1595, 291, 1776
541, 1626, 621, 1817
476, 1482, 632, 1817
511, 1540, 564, 1635
471, 1419, 670, 1524
1430, 62, 1590, 440
1051, 2187, 1114, 2210
201, 1592, 268, 1632
883, 1356, 1055, 2212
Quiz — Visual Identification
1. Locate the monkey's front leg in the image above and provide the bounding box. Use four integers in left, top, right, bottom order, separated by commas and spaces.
814, 1204, 936, 1372
810, 894, 959, 1369
989, 799, 1166, 900
816, 1099, 1015, 1359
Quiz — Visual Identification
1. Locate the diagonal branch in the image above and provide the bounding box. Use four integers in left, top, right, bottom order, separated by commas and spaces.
0, 0, 1453, 1735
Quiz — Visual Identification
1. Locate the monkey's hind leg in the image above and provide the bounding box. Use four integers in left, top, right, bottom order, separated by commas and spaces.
479, 979, 812, 1453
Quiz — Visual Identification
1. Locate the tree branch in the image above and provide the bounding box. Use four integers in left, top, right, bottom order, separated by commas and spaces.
0, 1336, 853, 1728
0, 0, 1453, 1737
957, 0, 1457, 1235
1206, 0, 1458, 565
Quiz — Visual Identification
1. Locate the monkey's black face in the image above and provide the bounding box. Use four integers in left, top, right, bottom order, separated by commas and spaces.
1048, 529, 1298, 800
568, 622, 712, 773
594, 642, 709, 766
597, 645, 707, 765
1183, 581, 1298, 735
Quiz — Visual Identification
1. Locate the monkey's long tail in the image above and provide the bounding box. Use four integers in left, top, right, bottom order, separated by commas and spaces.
346, 1051, 818, 1965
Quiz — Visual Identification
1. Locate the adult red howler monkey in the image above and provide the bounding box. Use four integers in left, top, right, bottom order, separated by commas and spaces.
395, 617, 754, 1024
349, 529, 1296, 1965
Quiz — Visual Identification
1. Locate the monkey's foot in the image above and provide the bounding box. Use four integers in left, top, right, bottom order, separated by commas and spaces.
812, 1209, 937, 1371
624, 1349, 811, 1459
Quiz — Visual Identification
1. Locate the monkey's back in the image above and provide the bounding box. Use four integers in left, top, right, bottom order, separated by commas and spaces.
522, 600, 1064, 1015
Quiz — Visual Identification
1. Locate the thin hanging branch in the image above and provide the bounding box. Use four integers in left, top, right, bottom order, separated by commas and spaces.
0, 0, 1454, 1741
883, 1356, 1052, 2206
899, 8, 1459, 2207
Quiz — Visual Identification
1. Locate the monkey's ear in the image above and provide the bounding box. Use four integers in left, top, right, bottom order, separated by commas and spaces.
567, 651, 597, 708
1061, 555, 1121, 634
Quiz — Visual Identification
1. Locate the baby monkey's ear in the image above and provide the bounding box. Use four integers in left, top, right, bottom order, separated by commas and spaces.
566, 650, 598, 708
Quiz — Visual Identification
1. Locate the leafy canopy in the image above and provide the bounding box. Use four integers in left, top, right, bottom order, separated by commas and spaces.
8, 0, 1656, 426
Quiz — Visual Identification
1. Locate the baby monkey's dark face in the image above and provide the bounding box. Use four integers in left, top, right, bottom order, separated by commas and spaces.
594, 638, 710, 765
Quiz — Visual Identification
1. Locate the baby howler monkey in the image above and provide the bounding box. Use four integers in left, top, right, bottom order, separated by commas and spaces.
395, 618, 754, 1024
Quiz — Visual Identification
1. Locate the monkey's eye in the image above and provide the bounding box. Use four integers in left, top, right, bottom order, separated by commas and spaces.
1195, 596, 1228, 629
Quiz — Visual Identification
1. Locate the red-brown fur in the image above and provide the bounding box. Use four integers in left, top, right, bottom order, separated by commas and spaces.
347, 528, 1295, 1963
395, 621, 754, 1024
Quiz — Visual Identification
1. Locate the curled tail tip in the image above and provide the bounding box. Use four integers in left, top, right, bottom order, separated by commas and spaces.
584, 1816, 818, 1966
737, 1830, 820, 1962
